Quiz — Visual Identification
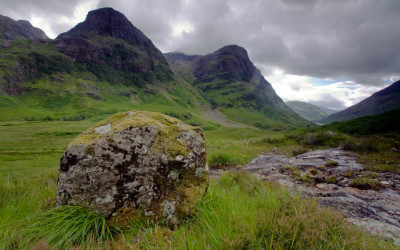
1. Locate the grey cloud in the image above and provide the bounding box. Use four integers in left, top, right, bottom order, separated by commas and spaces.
1, 0, 399, 88
1, 0, 83, 35
309, 96, 348, 111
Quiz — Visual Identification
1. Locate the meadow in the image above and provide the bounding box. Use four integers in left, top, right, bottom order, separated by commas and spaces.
0, 117, 397, 248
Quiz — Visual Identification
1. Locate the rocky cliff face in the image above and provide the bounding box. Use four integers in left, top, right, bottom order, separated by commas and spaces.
171, 45, 308, 128
321, 80, 400, 124
0, 15, 48, 40
192, 45, 256, 83
55, 8, 171, 84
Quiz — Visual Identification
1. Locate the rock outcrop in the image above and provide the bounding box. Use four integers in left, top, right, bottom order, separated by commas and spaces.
211, 148, 400, 245
56, 111, 208, 225
55, 8, 172, 84
0, 15, 48, 40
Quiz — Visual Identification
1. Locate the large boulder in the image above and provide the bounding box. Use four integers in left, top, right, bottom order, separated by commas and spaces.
56, 111, 208, 225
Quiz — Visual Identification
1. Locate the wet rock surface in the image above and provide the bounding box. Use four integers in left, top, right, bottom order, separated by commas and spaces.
57, 111, 208, 225
210, 148, 400, 245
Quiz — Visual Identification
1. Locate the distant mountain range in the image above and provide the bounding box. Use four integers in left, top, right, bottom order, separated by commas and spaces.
285, 101, 331, 122
0, 8, 309, 129
320, 80, 400, 124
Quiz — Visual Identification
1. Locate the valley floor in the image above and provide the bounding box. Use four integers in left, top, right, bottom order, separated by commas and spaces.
0, 119, 398, 248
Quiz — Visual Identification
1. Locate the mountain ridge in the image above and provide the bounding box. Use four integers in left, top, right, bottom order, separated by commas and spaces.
0, 8, 309, 129
320, 81, 400, 124
285, 101, 328, 122
165, 46, 309, 128
0, 15, 48, 40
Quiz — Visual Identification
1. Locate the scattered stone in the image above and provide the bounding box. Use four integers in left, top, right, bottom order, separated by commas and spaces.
391, 148, 398, 152
316, 183, 328, 190
324, 131, 337, 136
237, 148, 400, 245
56, 111, 208, 225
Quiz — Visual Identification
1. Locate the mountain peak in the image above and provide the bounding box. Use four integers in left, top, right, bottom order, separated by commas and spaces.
216, 44, 249, 55
54, 8, 171, 84
57, 7, 151, 47
192, 44, 256, 83
0, 15, 48, 40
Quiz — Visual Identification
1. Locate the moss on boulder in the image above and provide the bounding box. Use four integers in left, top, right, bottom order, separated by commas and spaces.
56, 111, 208, 225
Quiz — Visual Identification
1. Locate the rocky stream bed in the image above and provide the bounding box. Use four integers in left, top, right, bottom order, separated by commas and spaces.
210, 148, 400, 245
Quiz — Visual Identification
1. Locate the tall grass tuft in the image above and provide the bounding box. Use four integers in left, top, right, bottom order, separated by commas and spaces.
15, 205, 122, 249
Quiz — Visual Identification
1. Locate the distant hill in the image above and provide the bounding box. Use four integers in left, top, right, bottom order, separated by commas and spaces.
165, 47, 309, 129
320, 81, 400, 124
285, 101, 329, 122
319, 108, 400, 136
318, 106, 340, 115
0, 15, 48, 40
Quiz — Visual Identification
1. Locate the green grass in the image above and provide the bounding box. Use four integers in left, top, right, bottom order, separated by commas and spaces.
205, 127, 279, 167
0, 117, 397, 248
325, 160, 339, 167
349, 178, 383, 190
12, 206, 121, 249
320, 108, 400, 136
125, 172, 391, 249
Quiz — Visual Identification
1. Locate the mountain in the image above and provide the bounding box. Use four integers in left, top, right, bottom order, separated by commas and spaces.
0, 15, 48, 40
54, 7, 172, 85
165, 46, 309, 129
0, 8, 209, 126
285, 101, 328, 122
318, 106, 340, 115
320, 108, 400, 136
0, 8, 308, 130
320, 81, 400, 124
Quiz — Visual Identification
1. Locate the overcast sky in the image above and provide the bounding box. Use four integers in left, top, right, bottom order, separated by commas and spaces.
2, 0, 400, 110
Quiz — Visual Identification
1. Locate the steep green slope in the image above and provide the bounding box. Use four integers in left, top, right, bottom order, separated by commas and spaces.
166, 46, 310, 129
286, 101, 328, 122
0, 10, 215, 129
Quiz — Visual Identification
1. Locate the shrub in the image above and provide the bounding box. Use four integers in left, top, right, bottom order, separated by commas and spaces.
349, 178, 382, 190
284, 166, 296, 172
325, 160, 338, 167
292, 147, 308, 156
344, 171, 355, 178
340, 137, 378, 153
326, 176, 338, 184
300, 173, 315, 184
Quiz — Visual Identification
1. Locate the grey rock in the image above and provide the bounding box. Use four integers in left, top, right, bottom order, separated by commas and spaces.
241, 148, 400, 245
324, 131, 337, 136
56, 111, 208, 225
